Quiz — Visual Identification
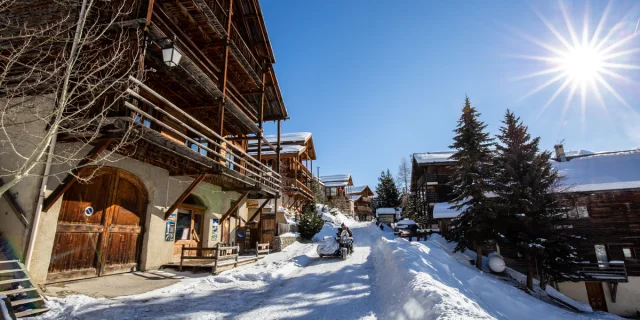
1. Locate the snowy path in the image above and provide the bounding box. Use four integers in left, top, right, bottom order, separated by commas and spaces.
37, 221, 621, 320
233, 224, 377, 319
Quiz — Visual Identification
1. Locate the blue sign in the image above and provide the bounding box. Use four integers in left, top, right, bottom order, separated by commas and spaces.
84, 206, 94, 216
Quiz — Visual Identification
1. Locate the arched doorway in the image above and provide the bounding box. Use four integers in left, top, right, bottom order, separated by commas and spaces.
172, 194, 207, 261
47, 167, 148, 283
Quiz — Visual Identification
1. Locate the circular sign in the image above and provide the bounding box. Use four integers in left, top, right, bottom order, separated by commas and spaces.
84, 206, 94, 217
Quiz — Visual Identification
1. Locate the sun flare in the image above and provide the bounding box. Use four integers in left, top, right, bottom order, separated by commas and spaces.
516, 2, 640, 118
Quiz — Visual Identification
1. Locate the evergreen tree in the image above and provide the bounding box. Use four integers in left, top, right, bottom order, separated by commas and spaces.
446, 97, 496, 269
311, 178, 326, 205
402, 193, 418, 220
375, 170, 401, 208
493, 110, 579, 290
298, 202, 324, 240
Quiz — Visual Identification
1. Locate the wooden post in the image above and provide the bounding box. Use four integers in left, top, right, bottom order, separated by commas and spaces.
212, 243, 220, 274
164, 173, 207, 220
234, 248, 239, 268
218, 0, 234, 139
180, 244, 185, 271
257, 67, 266, 162
256, 242, 259, 257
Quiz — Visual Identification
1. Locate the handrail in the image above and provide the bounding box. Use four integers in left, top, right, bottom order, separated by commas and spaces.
128, 77, 280, 179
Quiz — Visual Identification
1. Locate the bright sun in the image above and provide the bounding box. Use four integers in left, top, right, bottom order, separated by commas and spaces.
560, 46, 604, 84
516, 1, 639, 117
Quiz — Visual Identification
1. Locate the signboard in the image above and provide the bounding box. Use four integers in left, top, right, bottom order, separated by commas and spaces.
84, 206, 94, 217
164, 220, 175, 242
211, 219, 219, 241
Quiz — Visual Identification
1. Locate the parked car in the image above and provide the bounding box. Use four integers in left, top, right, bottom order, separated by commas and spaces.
394, 219, 418, 236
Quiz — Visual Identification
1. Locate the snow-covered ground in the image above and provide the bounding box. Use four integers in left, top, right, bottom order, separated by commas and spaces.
36, 219, 621, 320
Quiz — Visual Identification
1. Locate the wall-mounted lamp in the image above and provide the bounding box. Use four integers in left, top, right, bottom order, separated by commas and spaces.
162, 44, 182, 67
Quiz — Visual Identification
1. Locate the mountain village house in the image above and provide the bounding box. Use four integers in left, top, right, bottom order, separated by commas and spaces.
346, 186, 375, 221
410, 146, 640, 317
1, 0, 291, 285
248, 132, 316, 215
321, 174, 354, 215
410, 151, 456, 229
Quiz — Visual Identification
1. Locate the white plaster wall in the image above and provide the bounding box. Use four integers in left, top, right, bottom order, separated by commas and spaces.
558, 278, 640, 317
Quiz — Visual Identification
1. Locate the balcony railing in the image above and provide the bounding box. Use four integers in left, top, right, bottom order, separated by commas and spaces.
284, 177, 313, 199
199, 0, 263, 84
576, 262, 628, 282
125, 77, 281, 192
418, 173, 450, 186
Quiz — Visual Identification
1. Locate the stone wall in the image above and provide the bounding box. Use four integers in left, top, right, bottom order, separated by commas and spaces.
274, 234, 300, 252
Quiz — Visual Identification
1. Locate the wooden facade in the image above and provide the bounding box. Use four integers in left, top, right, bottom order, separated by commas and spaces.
3, 0, 290, 282
347, 186, 375, 221
410, 152, 456, 226
321, 174, 354, 215
248, 132, 317, 213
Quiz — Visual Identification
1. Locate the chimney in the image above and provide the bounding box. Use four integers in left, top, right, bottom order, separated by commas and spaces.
554, 144, 567, 162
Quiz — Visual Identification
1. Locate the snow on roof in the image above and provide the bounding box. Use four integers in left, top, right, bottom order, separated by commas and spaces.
248, 132, 311, 146
433, 202, 466, 219
320, 174, 351, 182
554, 150, 640, 192
565, 150, 594, 157
347, 185, 367, 194
349, 195, 361, 202
248, 145, 305, 156
324, 181, 350, 187
376, 207, 402, 215
396, 219, 417, 225
414, 151, 456, 164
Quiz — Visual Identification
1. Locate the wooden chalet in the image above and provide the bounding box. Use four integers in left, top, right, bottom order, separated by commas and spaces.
0, 0, 291, 285
248, 132, 317, 214
410, 151, 456, 229
346, 185, 375, 221
321, 174, 354, 214
411, 146, 640, 316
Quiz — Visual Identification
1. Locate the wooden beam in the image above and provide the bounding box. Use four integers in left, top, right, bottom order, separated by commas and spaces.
276, 119, 281, 173
257, 66, 266, 162
226, 136, 259, 141
247, 200, 269, 223
164, 173, 207, 220
220, 191, 248, 224
0, 178, 28, 227
42, 139, 113, 212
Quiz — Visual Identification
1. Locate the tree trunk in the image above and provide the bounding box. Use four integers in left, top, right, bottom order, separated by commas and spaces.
475, 246, 482, 270
526, 253, 534, 291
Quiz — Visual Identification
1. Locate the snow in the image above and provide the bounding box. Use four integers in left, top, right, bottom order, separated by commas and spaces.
349, 194, 361, 201
0, 294, 11, 320
347, 185, 369, 194
433, 202, 467, 219
565, 150, 594, 157
319, 174, 351, 182
323, 181, 350, 187
553, 150, 640, 192
278, 232, 299, 238
375, 207, 401, 215
248, 145, 305, 156
247, 132, 312, 145
414, 151, 456, 164
396, 219, 417, 225
36, 219, 620, 320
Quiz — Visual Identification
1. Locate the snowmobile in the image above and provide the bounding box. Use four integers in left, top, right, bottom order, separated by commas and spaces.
317, 230, 353, 260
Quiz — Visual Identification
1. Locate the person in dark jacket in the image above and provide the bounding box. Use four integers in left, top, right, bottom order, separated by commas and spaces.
337, 223, 353, 237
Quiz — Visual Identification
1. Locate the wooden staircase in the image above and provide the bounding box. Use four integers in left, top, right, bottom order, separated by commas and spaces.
0, 260, 48, 318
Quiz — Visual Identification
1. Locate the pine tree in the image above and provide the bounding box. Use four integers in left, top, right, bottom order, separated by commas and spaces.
493, 110, 579, 290
375, 170, 401, 208
311, 178, 326, 205
446, 97, 496, 269
402, 193, 418, 220
298, 202, 324, 240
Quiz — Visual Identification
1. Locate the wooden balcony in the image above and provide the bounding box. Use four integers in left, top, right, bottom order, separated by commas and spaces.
356, 206, 372, 214
576, 262, 628, 282
283, 178, 314, 200
417, 173, 450, 187
123, 77, 281, 194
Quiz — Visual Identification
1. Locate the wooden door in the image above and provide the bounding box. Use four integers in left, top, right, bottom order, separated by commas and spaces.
173, 208, 203, 260
101, 170, 147, 275
261, 215, 276, 247
585, 282, 608, 311
47, 168, 147, 283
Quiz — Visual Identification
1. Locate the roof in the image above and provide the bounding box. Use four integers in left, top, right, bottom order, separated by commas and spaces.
320, 174, 351, 182
397, 219, 417, 225
247, 132, 316, 160
433, 202, 466, 219
553, 150, 640, 192
349, 195, 362, 202
414, 151, 456, 165
376, 207, 402, 215
248, 145, 305, 156
324, 181, 350, 187
346, 185, 374, 197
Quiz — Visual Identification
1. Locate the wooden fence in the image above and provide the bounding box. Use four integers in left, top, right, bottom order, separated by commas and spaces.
277, 223, 298, 235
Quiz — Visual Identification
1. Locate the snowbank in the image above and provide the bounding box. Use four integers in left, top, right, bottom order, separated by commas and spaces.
36, 243, 317, 320
277, 232, 299, 238
369, 225, 619, 320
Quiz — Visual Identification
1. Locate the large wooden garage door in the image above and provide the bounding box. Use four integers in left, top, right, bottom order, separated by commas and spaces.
47, 168, 147, 283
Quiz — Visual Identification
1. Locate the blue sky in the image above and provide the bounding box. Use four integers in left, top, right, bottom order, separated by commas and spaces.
260, 0, 640, 188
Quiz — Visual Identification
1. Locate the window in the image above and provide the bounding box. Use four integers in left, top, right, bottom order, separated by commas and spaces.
134, 114, 152, 128
564, 206, 589, 219
623, 248, 634, 259
226, 152, 235, 170
186, 137, 208, 156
